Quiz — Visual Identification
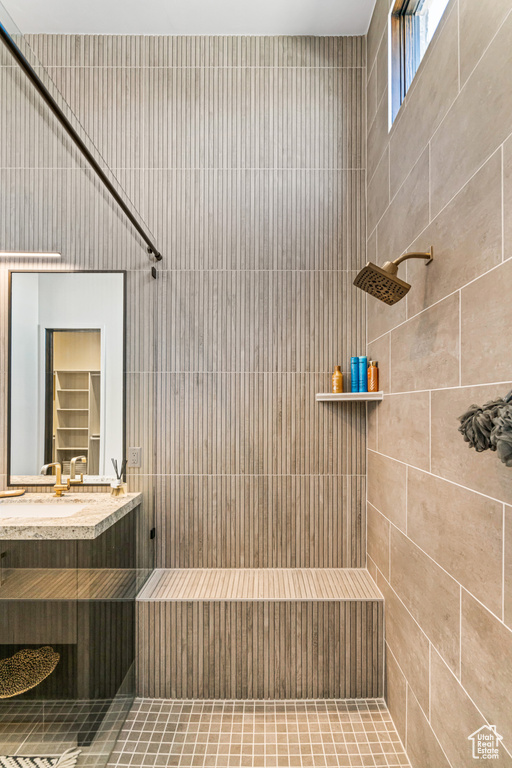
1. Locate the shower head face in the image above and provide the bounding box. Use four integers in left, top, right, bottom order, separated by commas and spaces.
353, 263, 411, 305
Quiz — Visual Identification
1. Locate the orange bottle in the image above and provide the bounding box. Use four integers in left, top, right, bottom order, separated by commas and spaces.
367, 360, 379, 392
332, 366, 343, 393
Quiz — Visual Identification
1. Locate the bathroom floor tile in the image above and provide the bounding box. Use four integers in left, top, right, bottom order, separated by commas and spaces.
106, 699, 411, 768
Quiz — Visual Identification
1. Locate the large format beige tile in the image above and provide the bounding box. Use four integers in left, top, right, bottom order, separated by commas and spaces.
367, 502, 390, 579
367, 333, 390, 393
377, 392, 430, 471
406, 687, 451, 768
390, 527, 460, 672
459, 0, 512, 87
367, 146, 389, 236
461, 590, 512, 745
367, 57, 378, 130
461, 259, 512, 386
505, 506, 512, 630
504, 135, 512, 262
367, 450, 407, 531
367, 85, 389, 182
377, 148, 430, 266
430, 647, 496, 768
367, 0, 391, 78
430, 11, 512, 216
408, 150, 502, 317
431, 384, 512, 504
368, 402, 378, 452
391, 293, 460, 392
367, 285, 407, 343
407, 468, 503, 616
377, 572, 430, 714
385, 646, 407, 746
389, 1, 458, 198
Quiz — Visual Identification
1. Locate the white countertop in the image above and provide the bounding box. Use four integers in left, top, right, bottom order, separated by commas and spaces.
0, 492, 142, 540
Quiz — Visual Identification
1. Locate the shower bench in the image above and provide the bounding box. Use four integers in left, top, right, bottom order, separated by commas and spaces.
136, 568, 383, 699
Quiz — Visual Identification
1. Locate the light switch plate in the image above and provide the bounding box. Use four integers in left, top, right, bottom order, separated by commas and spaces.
127, 447, 141, 468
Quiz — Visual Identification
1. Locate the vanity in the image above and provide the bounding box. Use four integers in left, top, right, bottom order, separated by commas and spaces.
0, 272, 150, 760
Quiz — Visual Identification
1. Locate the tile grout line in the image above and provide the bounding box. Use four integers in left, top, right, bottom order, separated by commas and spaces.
370, 502, 512, 634
367, 446, 510, 507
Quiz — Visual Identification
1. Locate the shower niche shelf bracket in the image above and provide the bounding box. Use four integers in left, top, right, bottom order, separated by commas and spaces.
316, 392, 384, 402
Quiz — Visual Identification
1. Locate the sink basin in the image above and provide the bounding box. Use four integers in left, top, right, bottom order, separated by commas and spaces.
0, 503, 87, 519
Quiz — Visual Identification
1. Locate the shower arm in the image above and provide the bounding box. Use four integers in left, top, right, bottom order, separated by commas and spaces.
382, 247, 433, 274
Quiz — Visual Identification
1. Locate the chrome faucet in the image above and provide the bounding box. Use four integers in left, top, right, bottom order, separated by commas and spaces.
40, 462, 70, 497
69, 456, 87, 486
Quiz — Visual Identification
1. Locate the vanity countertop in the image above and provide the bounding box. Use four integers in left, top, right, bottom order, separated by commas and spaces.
0, 492, 142, 540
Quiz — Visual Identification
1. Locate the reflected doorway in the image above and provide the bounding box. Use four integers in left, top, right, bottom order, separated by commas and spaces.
44, 330, 101, 476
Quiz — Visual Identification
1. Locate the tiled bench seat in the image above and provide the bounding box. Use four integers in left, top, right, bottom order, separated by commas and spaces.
136, 569, 384, 700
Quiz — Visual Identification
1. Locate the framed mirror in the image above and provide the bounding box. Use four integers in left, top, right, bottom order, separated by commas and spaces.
8, 271, 125, 485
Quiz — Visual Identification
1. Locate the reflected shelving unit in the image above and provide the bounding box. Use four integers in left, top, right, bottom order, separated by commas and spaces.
54, 369, 100, 474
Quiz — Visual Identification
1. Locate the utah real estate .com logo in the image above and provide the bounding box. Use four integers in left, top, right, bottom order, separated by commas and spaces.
468, 725, 503, 760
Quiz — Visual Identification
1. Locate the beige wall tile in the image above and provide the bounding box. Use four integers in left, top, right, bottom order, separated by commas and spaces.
367, 502, 390, 579
367, 86, 389, 182
406, 687, 451, 768
367, 0, 391, 75
389, 2, 459, 198
367, 553, 378, 582
390, 526, 460, 672
505, 506, 512, 630
431, 384, 512, 504
385, 646, 407, 745
367, 226, 377, 264
367, 286, 407, 343
367, 146, 389, 236
367, 331, 390, 393
367, 59, 378, 130
375, 31, 388, 107
391, 293, 460, 392
377, 148, 430, 266
367, 449, 406, 531
461, 259, 512, 386
407, 469, 503, 616
368, 402, 378, 452
430, 11, 512, 216
462, 589, 512, 745
377, 392, 430, 471
377, 572, 430, 713
430, 647, 486, 768
504, 135, 512, 262
407, 150, 503, 317
459, 0, 511, 87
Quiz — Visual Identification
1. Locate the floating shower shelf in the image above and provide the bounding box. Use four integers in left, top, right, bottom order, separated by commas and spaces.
316, 392, 384, 402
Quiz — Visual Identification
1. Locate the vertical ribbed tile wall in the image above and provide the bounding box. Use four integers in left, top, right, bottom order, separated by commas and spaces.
0, 34, 366, 568
137, 599, 383, 699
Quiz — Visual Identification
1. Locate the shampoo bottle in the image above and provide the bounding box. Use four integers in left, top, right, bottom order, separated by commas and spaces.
351, 357, 359, 392
367, 360, 379, 392
332, 366, 343, 393
358, 356, 368, 393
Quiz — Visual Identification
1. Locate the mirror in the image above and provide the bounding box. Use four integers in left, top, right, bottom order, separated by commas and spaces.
8, 271, 125, 485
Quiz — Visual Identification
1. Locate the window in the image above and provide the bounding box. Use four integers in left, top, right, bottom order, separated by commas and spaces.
389, 0, 450, 127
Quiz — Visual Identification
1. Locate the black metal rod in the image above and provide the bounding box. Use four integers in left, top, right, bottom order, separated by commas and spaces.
0, 21, 162, 262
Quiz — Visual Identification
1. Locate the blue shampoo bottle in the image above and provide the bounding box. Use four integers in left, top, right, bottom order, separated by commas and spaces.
358, 356, 368, 392
351, 357, 359, 392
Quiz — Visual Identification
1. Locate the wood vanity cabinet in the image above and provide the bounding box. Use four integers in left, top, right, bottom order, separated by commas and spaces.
0, 506, 141, 746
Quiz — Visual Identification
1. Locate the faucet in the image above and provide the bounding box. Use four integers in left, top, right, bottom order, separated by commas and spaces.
40, 462, 70, 497
69, 456, 87, 486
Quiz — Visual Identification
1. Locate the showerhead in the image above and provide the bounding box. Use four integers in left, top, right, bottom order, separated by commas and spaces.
353, 263, 410, 305
353, 247, 433, 305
